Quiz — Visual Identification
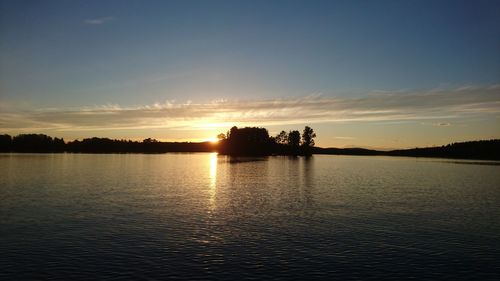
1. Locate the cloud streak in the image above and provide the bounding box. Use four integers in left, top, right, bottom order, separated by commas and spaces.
1, 85, 499, 132
83, 16, 114, 25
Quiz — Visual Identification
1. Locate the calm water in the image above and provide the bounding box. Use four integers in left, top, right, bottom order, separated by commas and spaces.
1, 153, 499, 280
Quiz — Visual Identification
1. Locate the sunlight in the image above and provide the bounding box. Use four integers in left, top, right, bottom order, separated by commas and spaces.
208, 137, 219, 144
208, 152, 218, 210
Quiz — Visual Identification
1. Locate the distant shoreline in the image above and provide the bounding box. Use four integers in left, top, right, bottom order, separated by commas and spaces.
2, 151, 500, 163
1, 145, 500, 162
1, 133, 499, 161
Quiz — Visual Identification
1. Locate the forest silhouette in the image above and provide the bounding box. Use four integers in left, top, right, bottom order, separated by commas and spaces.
0, 126, 499, 160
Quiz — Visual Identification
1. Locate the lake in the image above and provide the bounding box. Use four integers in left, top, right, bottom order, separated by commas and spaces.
1, 153, 499, 280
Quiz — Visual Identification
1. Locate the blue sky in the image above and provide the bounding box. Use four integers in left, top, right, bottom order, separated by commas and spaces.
1, 0, 499, 148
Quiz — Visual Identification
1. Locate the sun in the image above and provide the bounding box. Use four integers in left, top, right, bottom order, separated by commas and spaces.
208, 137, 219, 144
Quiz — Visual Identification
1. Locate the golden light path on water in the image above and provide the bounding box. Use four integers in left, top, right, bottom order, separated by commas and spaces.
208, 152, 218, 210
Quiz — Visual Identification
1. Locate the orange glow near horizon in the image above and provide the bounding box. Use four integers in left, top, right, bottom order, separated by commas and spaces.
208, 137, 219, 144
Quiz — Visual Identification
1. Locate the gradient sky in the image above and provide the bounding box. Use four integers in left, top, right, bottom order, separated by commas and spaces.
1, 0, 499, 148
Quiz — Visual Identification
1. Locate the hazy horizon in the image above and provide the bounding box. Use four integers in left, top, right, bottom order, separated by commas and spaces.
1, 0, 499, 149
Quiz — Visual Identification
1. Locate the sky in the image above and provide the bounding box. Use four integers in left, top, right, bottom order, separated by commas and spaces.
0, 0, 499, 149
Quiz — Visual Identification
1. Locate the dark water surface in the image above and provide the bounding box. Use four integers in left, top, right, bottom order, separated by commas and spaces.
1, 153, 499, 280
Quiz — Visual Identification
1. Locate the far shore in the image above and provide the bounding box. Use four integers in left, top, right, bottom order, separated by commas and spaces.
1, 132, 499, 161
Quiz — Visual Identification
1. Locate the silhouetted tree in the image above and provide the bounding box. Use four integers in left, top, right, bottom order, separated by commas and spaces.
0, 134, 12, 151
228, 126, 238, 140
53, 137, 66, 151
287, 130, 301, 155
217, 133, 226, 141
288, 130, 301, 147
143, 138, 159, 143
275, 131, 288, 144
301, 126, 316, 147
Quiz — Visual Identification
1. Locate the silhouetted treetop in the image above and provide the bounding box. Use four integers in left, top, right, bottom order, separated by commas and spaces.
275, 131, 288, 145
288, 130, 301, 148
301, 126, 317, 155
0, 134, 13, 152
143, 138, 159, 143
302, 126, 316, 148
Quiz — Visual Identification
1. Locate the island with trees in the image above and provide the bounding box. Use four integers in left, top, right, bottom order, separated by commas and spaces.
216, 126, 316, 156
0, 126, 499, 160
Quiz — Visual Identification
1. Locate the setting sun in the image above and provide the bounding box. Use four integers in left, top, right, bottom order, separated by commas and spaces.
208, 137, 219, 144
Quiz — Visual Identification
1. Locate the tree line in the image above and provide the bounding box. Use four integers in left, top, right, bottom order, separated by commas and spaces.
385, 139, 500, 160
1, 130, 499, 160
0, 126, 317, 155
0, 134, 214, 153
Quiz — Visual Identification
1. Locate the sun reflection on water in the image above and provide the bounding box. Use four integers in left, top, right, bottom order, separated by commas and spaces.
208, 152, 217, 209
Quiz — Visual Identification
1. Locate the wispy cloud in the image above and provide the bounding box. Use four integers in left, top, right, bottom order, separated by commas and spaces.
1, 85, 499, 132
83, 16, 114, 25
433, 122, 451, 126
334, 136, 356, 140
